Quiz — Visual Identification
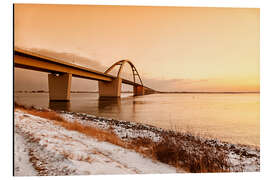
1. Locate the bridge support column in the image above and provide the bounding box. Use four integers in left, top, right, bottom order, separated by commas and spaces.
134, 85, 144, 96
98, 78, 122, 97
48, 73, 72, 101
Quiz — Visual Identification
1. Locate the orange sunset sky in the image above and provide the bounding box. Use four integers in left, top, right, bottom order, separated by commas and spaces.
14, 4, 260, 92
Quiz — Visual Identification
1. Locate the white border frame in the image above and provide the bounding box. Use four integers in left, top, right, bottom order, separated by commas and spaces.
1, 0, 269, 180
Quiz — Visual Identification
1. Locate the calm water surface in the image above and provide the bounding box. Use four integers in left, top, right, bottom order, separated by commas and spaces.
15, 93, 260, 146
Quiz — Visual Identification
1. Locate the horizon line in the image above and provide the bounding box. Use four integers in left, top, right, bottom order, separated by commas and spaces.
14, 90, 260, 94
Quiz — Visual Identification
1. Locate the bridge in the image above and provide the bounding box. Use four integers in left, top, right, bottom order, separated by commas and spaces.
14, 48, 156, 101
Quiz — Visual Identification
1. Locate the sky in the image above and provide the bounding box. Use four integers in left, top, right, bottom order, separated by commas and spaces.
14, 4, 260, 92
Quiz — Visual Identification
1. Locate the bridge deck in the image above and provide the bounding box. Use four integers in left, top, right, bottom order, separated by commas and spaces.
14, 48, 154, 91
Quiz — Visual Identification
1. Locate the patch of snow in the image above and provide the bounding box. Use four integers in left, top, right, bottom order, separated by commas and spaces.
14, 131, 38, 176
68, 114, 162, 142
228, 151, 260, 172
60, 114, 75, 123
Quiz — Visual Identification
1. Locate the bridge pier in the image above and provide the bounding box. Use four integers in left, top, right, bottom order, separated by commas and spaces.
98, 78, 122, 97
48, 73, 72, 101
134, 85, 145, 96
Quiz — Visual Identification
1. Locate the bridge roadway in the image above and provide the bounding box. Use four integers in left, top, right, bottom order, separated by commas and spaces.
14, 48, 155, 100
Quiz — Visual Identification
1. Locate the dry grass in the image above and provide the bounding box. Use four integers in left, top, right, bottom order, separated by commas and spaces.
14, 102, 64, 121
15, 102, 230, 173
152, 136, 229, 172
127, 135, 229, 173
56, 120, 127, 148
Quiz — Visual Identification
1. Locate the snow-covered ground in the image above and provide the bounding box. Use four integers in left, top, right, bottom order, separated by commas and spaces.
14, 109, 184, 176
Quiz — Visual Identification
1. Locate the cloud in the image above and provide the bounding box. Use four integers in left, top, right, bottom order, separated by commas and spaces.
28, 47, 107, 72
142, 77, 208, 92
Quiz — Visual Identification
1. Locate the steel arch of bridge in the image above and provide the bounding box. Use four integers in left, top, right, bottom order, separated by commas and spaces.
104, 60, 143, 87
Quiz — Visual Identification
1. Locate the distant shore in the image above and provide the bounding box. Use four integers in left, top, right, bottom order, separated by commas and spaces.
15, 90, 260, 94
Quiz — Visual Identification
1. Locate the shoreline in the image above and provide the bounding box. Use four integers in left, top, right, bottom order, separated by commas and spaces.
14, 105, 260, 174
61, 110, 260, 149
59, 110, 260, 172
